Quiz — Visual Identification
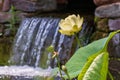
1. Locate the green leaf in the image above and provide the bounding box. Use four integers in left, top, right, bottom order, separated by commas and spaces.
64, 38, 108, 79
78, 52, 108, 80
64, 30, 120, 79
103, 30, 120, 51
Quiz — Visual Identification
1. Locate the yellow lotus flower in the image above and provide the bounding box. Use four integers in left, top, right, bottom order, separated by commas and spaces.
59, 14, 83, 36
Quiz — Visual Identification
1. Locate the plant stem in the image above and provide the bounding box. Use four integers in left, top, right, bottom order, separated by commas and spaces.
108, 70, 114, 80
56, 56, 63, 79
65, 71, 71, 80
10, 5, 16, 35
75, 33, 82, 48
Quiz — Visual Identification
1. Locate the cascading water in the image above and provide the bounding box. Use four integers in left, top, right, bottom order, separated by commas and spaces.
10, 17, 75, 68
0, 16, 93, 80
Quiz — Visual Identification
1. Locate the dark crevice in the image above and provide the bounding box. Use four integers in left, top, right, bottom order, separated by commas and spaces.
57, 0, 96, 14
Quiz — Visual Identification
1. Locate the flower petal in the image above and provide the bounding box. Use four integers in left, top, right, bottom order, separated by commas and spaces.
58, 14, 83, 36
59, 30, 74, 36
77, 15, 84, 28
59, 20, 73, 31
66, 15, 77, 26
59, 23, 73, 31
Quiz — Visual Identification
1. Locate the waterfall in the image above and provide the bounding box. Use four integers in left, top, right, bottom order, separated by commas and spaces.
0, 17, 93, 80
10, 17, 75, 68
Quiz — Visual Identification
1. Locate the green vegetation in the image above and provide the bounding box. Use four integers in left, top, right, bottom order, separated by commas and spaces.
46, 14, 120, 80
9, 5, 18, 35
50, 30, 120, 80
10, 5, 16, 30
0, 39, 12, 65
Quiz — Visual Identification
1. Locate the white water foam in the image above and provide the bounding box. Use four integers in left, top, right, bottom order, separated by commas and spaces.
0, 65, 52, 77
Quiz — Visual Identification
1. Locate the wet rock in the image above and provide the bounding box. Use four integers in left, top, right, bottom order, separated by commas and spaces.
93, 0, 120, 6
0, 0, 3, 11
17, 12, 36, 18
0, 12, 26, 23
2, 0, 11, 12
29, 0, 37, 2
91, 31, 108, 40
0, 25, 4, 37
11, 0, 57, 12
109, 59, 120, 80
57, 0, 68, 4
108, 33, 120, 58
4, 28, 11, 37
15, 12, 26, 21
0, 12, 11, 23
96, 18, 109, 32
95, 3, 120, 18
108, 18, 120, 31
0, 25, 4, 32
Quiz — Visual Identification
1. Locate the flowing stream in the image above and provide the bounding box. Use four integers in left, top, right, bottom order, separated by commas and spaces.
0, 17, 93, 80
11, 17, 75, 68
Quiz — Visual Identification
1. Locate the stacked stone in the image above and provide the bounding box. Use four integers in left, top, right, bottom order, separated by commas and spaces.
0, 0, 58, 36
0, 0, 58, 23
93, 0, 120, 57
0, 0, 10, 23
0, 0, 10, 36
93, 0, 120, 79
93, 0, 120, 39
94, 0, 120, 31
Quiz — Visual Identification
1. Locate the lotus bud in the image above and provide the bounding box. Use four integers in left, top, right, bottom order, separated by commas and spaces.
62, 65, 67, 73
46, 45, 54, 53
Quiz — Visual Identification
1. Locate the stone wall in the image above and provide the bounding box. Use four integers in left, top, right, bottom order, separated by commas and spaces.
0, 0, 61, 37
0, 0, 58, 23
93, 0, 120, 57
93, 0, 120, 79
